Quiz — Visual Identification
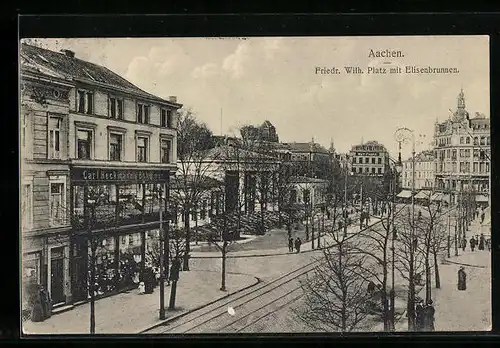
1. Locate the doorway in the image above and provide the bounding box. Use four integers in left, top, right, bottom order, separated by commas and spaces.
50, 247, 65, 305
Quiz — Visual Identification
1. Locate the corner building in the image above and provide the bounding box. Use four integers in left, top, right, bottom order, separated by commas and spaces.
20, 43, 181, 309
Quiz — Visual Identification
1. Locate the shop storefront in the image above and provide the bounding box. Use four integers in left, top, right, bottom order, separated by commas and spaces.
69, 166, 170, 302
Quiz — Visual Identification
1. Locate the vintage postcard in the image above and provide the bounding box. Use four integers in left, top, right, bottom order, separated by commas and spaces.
19, 36, 491, 334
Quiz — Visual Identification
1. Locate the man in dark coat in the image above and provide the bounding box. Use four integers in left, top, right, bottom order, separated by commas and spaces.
415, 299, 424, 331
424, 300, 436, 331
479, 234, 485, 251
458, 266, 467, 291
295, 238, 302, 253
288, 237, 294, 252
470, 237, 476, 251
462, 237, 467, 252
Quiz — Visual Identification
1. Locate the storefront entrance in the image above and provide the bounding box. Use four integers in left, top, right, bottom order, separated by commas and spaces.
50, 247, 65, 305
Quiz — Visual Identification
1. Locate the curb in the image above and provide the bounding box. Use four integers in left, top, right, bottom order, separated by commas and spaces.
443, 258, 488, 269
138, 272, 261, 334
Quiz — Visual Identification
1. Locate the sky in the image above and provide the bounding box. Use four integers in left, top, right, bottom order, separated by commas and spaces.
24, 36, 489, 159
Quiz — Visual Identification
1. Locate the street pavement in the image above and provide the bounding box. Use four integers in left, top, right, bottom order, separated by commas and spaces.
22, 270, 257, 334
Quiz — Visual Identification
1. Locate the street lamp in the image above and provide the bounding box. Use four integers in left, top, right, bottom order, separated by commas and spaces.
390, 156, 403, 331
394, 127, 417, 331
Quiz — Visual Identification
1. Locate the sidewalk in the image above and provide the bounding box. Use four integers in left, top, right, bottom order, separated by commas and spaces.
189, 217, 381, 259
432, 249, 491, 331
22, 270, 258, 335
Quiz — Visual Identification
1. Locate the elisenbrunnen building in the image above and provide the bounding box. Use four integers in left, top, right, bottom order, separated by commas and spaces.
20, 43, 181, 312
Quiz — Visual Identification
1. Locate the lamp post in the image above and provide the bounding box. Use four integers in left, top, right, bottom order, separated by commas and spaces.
342, 155, 349, 237
390, 155, 403, 331
394, 127, 416, 331
158, 185, 166, 320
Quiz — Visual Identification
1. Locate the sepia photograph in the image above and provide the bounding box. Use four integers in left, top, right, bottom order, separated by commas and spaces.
19, 35, 491, 335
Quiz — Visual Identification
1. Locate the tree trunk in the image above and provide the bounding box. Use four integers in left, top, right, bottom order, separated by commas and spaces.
311, 216, 315, 249
168, 280, 177, 310
382, 253, 389, 331
433, 250, 441, 289
221, 241, 227, 291
260, 201, 265, 234
183, 210, 191, 271
425, 248, 431, 304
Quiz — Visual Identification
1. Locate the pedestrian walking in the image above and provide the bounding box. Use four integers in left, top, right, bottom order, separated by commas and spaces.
424, 300, 436, 331
288, 237, 294, 252
469, 237, 476, 252
479, 234, 485, 251
462, 237, 467, 252
295, 237, 302, 253
457, 266, 467, 291
487, 238, 491, 251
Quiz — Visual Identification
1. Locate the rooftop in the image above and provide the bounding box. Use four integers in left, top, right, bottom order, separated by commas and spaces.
20, 43, 181, 107
284, 142, 329, 154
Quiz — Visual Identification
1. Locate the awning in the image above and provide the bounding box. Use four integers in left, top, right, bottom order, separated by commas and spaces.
397, 190, 412, 198
414, 190, 432, 200
430, 192, 450, 203
475, 194, 489, 203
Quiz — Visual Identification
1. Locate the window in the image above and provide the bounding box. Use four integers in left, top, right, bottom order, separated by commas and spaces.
137, 137, 148, 162
371, 167, 375, 174
486, 162, 490, 172
160, 139, 171, 163
365, 167, 369, 173
160, 109, 173, 128
371, 157, 375, 164
474, 137, 479, 145
352, 157, 356, 164
465, 149, 471, 158
77, 130, 92, 159
77, 90, 94, 114
452, 150, 457, 160
460, 137, 464, 144
365, 157, 369, 164
446, 149, 450, 158
137, 103, 150, 124
480, 136, 485, 145
48, 117, 61, 159
486, 136, 490, 145
466, 137, 470, 144
378, 157, 382, 164
109, 134, 122, 161
49, 181, 66, 227
479, 162, 485, 173
109, 97, 124, 119
22, 183, 33, 231
473, 162, 478, 173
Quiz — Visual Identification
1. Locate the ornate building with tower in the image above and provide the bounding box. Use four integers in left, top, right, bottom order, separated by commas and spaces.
433, 89, 490, 204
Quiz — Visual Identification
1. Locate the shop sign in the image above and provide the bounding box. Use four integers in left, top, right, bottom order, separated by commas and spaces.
72, 167, 169, 183
355, 152, 380, 156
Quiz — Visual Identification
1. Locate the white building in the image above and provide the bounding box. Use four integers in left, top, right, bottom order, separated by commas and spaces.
401, 150, 436, 190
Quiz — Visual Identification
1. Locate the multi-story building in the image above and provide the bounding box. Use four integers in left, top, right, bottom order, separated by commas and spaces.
401, 150, 436, 190
20, 43, 181, 310
349, 140, 390, 177
433, 89, 490, 204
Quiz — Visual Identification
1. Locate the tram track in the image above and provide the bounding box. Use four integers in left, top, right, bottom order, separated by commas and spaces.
144, 202, 455, 334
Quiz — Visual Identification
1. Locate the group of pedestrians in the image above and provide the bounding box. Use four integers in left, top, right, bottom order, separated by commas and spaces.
462, 233, 490, 252
288, 236, 302, 253
414, 298, 435, 331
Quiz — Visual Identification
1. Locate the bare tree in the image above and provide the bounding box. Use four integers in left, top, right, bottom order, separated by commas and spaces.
393, 208, 426, 331
352, 196, 396, 331
415, 198, 443, 303
295, 231, 372, 332
174, 109, 217, 271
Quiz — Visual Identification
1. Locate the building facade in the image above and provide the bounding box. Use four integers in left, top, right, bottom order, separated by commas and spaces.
433, 89, 490, 203
349, 140, 390, 177
21, 43, 181, 309
401, 150, 436, 190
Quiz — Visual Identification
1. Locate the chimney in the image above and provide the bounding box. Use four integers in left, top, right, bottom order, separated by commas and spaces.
168, 96, 177, 103
60, 49, 75, 58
